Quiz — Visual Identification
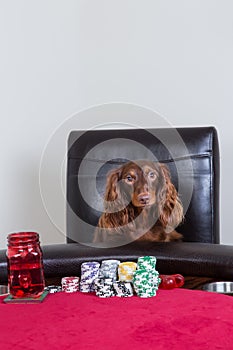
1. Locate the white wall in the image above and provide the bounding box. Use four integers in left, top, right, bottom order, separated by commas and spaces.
0, 1, 232, 249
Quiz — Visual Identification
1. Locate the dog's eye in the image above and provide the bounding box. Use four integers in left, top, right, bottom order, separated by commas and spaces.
126, 175, 134, 182
148, 171, 155, 179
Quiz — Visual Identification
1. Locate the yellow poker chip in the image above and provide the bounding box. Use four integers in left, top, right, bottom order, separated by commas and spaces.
118, 262, 137, 282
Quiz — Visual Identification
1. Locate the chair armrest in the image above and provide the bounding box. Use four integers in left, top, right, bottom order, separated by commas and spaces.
1, 242, 233, 283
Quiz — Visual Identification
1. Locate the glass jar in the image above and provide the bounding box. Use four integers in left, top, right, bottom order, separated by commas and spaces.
7, 232, 45, 298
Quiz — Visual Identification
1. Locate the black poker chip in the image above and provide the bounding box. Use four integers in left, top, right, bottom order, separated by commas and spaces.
44, 285, 62, 294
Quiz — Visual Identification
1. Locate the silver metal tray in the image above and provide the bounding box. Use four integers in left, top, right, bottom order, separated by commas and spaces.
202, 281, 233, 295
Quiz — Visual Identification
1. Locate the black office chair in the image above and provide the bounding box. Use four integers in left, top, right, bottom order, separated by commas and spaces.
67, 127, 219, 245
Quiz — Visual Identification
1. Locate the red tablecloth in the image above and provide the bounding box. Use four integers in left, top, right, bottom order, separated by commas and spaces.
0, 289, 233, 350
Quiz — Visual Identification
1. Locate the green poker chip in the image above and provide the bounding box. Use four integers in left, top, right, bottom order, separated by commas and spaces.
132, 256, 160, 297
137, 256, 157, 270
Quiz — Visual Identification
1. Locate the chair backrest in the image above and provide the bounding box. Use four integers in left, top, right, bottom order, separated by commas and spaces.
67, 127, 220, 244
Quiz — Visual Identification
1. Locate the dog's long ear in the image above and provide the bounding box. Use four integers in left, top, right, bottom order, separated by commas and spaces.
103, 166, 130, 216
104, 168, 122, 207
158, 164, 183, 233
99, 166, 133, 231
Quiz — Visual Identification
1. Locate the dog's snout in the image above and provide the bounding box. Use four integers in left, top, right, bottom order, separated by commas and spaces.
138, 193, 150, 205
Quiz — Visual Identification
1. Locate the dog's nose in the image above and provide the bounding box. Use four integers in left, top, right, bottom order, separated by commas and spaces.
138, 194, 150, 205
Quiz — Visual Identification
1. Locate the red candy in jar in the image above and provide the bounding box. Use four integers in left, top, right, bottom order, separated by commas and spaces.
159, 274, 184, 289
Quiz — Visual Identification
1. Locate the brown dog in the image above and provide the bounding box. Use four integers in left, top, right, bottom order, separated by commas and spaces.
93, 160, 183, 244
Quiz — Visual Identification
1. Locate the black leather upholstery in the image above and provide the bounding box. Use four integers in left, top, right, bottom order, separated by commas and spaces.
1, 241, 233, 284
67, 127, 220, 244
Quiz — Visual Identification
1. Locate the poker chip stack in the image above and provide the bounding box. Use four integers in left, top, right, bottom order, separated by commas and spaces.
79, 261, 100, 293
94, 278, 115, 298
113, 281, 134, 297
98, 260, 120, 281
94, 260, 120, 298
61, 276, 80, 293
118, 262, 137, 282
111, 261, 136, 297
133, 256, 161, 298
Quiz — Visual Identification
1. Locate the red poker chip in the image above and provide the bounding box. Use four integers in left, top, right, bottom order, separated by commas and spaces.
62, 276, 79, 283
61, 276, 80, 293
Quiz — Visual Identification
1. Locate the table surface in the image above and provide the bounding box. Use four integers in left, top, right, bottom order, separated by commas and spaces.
0, 289, 233, 350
